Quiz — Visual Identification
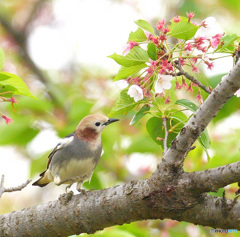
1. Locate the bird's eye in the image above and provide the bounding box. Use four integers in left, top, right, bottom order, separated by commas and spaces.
95, 122, 101, 127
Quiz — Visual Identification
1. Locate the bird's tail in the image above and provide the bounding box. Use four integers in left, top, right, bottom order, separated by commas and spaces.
32, 171, 50, 187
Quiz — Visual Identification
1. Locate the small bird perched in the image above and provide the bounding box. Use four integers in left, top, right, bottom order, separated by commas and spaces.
32, 114, 119, 192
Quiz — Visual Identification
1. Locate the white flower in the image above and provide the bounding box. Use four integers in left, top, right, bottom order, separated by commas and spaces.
115, 79, 129, 89
155, 75, 172, 93
127, 85, 143, 102
196, 17, 223, 38
235, 89, 240, 97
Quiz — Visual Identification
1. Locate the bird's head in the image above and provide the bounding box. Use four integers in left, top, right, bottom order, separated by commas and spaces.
75, 114, 119, 141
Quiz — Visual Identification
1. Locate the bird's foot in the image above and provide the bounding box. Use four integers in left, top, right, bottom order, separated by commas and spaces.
77, 188, 87, 195
58, 191, 74, 205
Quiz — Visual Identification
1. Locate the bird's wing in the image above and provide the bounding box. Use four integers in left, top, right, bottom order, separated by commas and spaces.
47, 132, 75, 169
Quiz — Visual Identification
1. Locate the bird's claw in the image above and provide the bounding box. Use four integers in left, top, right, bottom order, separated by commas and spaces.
77, 188, 87, 195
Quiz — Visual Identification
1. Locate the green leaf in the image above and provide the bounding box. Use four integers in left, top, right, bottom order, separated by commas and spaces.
146, 116, 183, 148
198, 129, 211, 160
108, 46, 149, 67
114, 64, 146, 81
0, 47, 5, 71
168, 110, 188, 124
0, 72, 35, 98
130, 105, 150, 125
176, 99, 199, 112
217, 34, 239, 52
134, 19, 155, 35
109, 89, 138, 116
128, 27, 147, 42
147, 43, 157, 60
168, 16, 200, 40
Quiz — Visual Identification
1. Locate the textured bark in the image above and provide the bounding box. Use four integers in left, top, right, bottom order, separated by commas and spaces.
1, 62, 240, 236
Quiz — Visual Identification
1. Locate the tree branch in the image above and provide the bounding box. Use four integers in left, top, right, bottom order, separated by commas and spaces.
184, 161, 240, 193
174, 61, 211, 94
0, 174, 31, 198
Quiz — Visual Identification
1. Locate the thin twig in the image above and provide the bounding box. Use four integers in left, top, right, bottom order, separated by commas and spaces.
174, 61, 211, 94
162, 117, 168, 155
0, 174, 31, 198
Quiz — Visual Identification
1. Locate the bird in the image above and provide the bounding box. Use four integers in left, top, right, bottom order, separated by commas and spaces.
32, 114, 119, 192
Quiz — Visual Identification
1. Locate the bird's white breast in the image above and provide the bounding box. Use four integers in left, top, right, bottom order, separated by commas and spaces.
51, 157, 96, 183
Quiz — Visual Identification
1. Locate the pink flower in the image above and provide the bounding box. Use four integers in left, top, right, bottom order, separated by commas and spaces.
181, 78, 188, 88
205, 61, 214, 70
2, 115, 13, 125
192, 65, 199, 73
179, 57, 186, 66
196, 90, 203, 104
130, 76, 141, 86
184, 43, 193, 51
175, 81, 182, 90
123, 41, 138, 54
156, 19, 166, 30
159, 34, 167, 42
186, 12, 195, 22
145, 32, 154, 41
8, 97, 17, 110
152, 36, 160, 46
172, 15, 181, 23
210, 33, 224, 49
162, 27, 170, 34
191, 57, 198, 64
164, 95, 171, 104
127, 85, 144, 102
187, 82, 193, 92
8, 97, 17, 104
143, 88, 152, 99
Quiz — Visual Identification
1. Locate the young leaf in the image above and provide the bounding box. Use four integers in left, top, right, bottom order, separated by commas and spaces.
134, 19, 155, 35
168, 109, 188, 124
198, 129, 211, 160
147, 43, 157, 60
146, 116, 184, 149
217, 34, 239, 52
114, 64, 146, 81
109, 89, 138, 116
0, 47, 5, 71
108, 46, 149, 67
175, 99, 199, 112
128, 28, 147, 42
168, 17, 200, 40
130, 105, 150, 125
0, 72, 35, 98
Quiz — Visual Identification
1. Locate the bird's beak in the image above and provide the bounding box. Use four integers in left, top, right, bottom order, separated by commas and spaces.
103, 118, 119, 126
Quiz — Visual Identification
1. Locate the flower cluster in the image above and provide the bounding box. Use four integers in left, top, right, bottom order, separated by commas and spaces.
116, 13, 229, 104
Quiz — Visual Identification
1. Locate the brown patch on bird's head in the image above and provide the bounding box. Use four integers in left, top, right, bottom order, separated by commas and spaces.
75, 127, 99, 142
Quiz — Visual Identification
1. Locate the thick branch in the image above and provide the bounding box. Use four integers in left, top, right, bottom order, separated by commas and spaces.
158, 61, 240, 170
184, 161, 240, 193
1, 178, 240, 236
180, 194, 240, 229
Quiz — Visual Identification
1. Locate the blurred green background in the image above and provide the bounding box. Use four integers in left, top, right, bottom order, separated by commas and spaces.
0, 0, 240, 236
